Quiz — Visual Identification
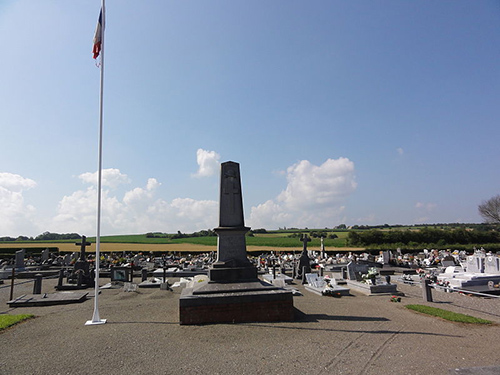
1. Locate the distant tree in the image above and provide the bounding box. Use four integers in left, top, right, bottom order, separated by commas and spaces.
478, 195, 500, 224
0, 236, 16, 242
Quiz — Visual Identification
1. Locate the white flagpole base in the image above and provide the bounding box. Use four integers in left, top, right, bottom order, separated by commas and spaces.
85, 319, 107, 326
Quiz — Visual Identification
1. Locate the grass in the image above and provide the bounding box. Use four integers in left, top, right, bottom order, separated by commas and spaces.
87, 231, 350, 248
405, 304, 493, 324
0, 314, 34, 331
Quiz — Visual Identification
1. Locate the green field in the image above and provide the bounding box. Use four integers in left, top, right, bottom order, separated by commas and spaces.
86, 231, 349, 248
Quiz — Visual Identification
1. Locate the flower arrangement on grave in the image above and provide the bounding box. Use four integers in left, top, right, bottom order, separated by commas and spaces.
361, 267, 379, 284
322, 289, 342, 298
390, 295, 401, 302
321, 277, 342, 298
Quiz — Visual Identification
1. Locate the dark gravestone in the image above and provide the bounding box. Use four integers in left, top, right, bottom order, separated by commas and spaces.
15, 249, 26, 270
55, 236, 94, 290
180, 161, 294, 325
73, 236, 91, 282
296, 234, 311, 280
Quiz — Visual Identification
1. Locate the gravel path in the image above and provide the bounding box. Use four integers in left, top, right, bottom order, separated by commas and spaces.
1, 276, 500, 375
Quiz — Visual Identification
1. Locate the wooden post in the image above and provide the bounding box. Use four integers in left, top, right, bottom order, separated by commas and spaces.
9, 267, 15, 301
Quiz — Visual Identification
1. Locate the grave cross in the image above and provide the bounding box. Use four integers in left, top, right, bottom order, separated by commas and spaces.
300, 234, 311, 254
222, 167, 239, 215
75, 235, 91, 261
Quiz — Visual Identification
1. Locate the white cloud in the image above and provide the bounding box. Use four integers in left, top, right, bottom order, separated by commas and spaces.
123, 178, 160, 206
192, 149, 220, 178
50, 171, 217, 235
278, 158, 357, 209
415, 202, 437, 211
249, 158, 357, 229
79, 168, 130, 188
0, 172, 37, 191
0, 173, 38, 236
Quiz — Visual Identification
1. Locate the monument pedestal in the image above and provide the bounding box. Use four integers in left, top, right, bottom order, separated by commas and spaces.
179, 281, 294, 325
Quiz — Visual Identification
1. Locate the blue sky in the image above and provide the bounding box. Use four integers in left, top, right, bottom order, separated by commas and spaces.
1, 1, 499, 237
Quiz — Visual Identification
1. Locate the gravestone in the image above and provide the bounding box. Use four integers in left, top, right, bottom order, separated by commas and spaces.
41, 248, 50, 263
466, 255, 484, 273
111, 267, 131, 282
15, 249, 26, 269
304, 273, 350, 296
485, 256, 500, 275
179, 161, 294, 325
381, 251, 390, 265
296, 234, 311, 279
344, 260, 398, 295
73, 236, 91, 279
55, 236, 94, 290
346, 261, 370, 281
63, 254, 72, 266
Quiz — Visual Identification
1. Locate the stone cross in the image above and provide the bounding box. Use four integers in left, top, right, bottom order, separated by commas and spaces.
75, 235, 91, 261
296, 234, 311, 279
300, 234, 311, 254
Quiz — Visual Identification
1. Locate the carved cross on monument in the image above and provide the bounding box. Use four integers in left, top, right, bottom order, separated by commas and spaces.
75, 235, 91, 261
222, 167, 239, 216
219, 162, 244, 228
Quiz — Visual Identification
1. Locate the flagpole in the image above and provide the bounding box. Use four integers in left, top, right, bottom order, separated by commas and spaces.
86, 0, 107, 326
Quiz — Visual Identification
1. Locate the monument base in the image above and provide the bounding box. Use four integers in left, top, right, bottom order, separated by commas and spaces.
179, 281, 294, 325
208, 265, 258, 282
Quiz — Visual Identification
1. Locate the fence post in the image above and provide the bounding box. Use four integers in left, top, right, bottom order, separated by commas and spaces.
422, 278, 433, 302
33, 274, 43, 294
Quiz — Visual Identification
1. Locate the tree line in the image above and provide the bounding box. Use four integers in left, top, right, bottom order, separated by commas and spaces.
0, 231, 82, 242
347, 227, 500, 247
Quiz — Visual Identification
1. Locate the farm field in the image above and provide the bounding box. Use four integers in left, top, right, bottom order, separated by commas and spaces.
0, 242, 364, 253
0, 230, 364, 253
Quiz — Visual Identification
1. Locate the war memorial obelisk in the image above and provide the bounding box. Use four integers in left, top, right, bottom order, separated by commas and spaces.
179, 161, 294, 325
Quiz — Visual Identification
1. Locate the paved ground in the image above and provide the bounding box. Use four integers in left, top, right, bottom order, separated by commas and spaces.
1, 275, 500, 375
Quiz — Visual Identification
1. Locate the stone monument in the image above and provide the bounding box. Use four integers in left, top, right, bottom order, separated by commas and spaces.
209, 161, 257, 282
179, 161, 294, 325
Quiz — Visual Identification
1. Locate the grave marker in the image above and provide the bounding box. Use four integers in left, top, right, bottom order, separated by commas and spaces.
15, 249, 25, 269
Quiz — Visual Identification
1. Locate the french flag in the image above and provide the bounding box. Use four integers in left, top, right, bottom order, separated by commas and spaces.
92, 9, 103, 59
